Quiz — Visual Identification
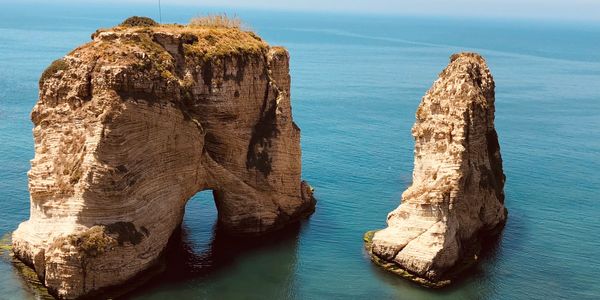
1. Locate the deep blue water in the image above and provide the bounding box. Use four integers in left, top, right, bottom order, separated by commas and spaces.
1, 3, 599, 300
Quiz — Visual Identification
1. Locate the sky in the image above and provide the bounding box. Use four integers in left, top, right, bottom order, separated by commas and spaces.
12, 0, 600, 21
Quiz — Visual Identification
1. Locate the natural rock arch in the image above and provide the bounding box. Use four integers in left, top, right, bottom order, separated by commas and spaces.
12, 20, 315, 299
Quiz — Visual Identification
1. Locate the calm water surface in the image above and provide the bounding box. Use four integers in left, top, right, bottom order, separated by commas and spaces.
0, 3, 599, 300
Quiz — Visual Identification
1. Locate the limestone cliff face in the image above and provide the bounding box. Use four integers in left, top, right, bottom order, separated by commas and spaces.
12, 20, 315, 299
368, 53, 507, 286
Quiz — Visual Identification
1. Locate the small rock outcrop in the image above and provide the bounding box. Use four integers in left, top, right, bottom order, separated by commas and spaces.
366, 53, 507, 287
13, 17, 315, 299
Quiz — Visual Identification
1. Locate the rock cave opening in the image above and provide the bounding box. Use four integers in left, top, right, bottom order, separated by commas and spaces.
181, 190, 220, 251
118, 190, 305, 298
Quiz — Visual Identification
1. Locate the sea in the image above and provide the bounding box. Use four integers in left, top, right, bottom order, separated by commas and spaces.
0, 2, 599, 300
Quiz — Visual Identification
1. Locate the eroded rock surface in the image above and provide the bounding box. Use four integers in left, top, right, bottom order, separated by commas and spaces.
13, 19, 315, 299
367, 53, 507, 286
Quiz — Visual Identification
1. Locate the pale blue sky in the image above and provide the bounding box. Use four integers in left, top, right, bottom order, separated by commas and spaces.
17, 0, 600, 21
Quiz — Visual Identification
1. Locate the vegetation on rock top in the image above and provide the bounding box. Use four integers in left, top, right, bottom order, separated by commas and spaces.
181, 26, 267, 61
111, 14, 267, 61
120, 16, 159, 27
50, 15, 271, 99
189, 14, 243, 29
78, 15, 269, 84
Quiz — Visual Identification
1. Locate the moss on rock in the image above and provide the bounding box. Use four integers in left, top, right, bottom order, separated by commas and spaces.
0, 233, 12, 257
1, 233, 54, 299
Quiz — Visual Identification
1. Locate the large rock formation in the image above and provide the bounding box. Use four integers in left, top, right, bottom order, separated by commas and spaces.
366, 53, 507, 287
12, 17, 315, 299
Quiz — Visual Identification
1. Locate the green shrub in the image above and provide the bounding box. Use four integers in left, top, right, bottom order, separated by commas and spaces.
39, 59, 68, 86
120, 16, 158, 27
68, 226, 116, 257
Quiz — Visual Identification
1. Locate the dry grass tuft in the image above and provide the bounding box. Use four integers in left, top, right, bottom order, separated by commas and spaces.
189, 14, 245, 29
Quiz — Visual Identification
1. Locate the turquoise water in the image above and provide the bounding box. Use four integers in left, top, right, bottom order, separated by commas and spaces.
1, 3, 600, 299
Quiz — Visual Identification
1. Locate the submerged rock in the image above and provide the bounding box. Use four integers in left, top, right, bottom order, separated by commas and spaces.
367, 52, 507, 286
13, 17, 315, 299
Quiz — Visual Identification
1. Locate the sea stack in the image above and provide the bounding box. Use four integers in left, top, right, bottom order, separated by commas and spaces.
12, 17, 315, 299
366, 53, 507, 287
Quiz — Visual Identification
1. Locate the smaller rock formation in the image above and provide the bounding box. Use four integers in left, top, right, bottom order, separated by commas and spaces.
366, 52, 507, 287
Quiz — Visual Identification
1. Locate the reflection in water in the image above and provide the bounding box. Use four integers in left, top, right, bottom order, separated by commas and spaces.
122, 219, 303, 299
